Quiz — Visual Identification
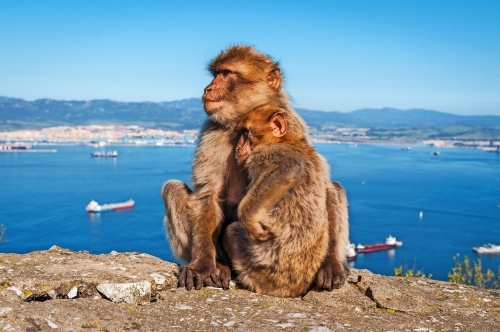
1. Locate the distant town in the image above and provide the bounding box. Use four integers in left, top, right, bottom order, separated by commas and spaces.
0, 125, 198, 148
0, 125, 499, 153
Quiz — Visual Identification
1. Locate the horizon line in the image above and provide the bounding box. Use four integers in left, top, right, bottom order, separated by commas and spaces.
0, 95, 498, 117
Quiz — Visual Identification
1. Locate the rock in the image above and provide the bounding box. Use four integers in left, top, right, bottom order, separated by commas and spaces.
96, 281, 151, 305
46, 319, 58, 328
302, 282, 374, 311
5, 287, 23, 298
0, 307, 13, 316
67, 286, 78, 299
174, 304, 192, 310
310, 327, 332, 332
276, 322, 294, 328
0, 248, 499, 331
150, 272, 166, 285
356, 274, 434, 313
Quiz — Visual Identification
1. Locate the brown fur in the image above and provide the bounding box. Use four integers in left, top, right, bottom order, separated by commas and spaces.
162, 45, 348, 292
222, 105, 330, 297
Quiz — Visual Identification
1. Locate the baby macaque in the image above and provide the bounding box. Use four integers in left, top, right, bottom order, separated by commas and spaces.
223, 105, 332, 297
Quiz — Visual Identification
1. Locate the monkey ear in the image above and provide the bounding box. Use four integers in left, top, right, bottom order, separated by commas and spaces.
270, 112, 287, 137
268, 67, 281, 90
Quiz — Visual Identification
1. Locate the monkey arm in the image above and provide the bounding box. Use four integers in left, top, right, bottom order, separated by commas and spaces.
238, 154, 304, 241
181, 121, 233, 290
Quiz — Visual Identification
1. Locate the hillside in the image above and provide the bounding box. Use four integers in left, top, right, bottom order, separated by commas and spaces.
0, 97, 206, 131
1, 96, 500, 139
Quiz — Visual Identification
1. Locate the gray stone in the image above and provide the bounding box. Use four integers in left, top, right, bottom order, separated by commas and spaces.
67, 286, 78, 299
149, 272, 166, 285
46, 319, 58, 328
0, 307, 13, 316
97, 281, 151, 305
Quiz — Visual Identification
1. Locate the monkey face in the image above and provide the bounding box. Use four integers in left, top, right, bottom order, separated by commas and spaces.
202, 65, 269, 127
203, 69, 236, 114
202, 45, 283, 128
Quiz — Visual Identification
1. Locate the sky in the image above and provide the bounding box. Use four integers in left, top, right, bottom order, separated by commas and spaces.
0, 0, 499, 115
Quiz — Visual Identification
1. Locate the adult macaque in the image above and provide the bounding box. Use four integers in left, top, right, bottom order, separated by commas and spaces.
162, 45, 349, 292
223, 105, 334, 297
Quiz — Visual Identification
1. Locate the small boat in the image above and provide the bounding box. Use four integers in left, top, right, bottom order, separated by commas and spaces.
431, 151, 440, 155
346, 243, 357, 261
473, 244, 500, 254
401, 147, 411, 151
356, 235, 402, 253
0, 143, 32, 150
86, 199, 135, 213
91, 151, 118, 158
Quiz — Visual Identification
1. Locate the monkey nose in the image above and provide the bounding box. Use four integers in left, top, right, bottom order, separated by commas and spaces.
204, 86, 212, 93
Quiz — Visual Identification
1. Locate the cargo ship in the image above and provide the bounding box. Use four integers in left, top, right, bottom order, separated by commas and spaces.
356, 235, 402, 253
91, 151, 118, 158
85, 199, 134, 212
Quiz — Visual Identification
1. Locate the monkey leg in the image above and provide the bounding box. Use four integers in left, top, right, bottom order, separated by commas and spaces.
162, 180, 231, 290
315, 181, 350, 291
223, 222, 264, 291
222, 222, 252, 267
161, 180, 193, 263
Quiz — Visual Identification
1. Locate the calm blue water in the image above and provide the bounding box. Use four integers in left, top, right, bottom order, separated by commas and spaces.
1, 144, 499, 281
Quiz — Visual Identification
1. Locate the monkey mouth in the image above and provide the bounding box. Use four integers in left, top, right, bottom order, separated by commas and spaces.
203, 100, 225, 113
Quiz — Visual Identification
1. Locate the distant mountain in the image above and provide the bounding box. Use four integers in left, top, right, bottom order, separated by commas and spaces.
298, 107, 500, 129
1, 96, 500, 138
0, 97, 207, 130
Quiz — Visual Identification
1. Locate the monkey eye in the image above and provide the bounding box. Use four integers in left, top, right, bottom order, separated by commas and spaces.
221, 70, 231, 77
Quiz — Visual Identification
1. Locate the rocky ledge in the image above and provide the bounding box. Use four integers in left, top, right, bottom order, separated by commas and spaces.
0, 246, 499, 331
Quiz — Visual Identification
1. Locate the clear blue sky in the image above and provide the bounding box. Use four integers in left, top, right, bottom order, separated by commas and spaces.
1, 0, 499, 115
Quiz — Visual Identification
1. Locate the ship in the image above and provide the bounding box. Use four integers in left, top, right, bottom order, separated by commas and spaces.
0, 143, 32, 150
473, 244, 500, 254
91, 151, 118, 158
346, 243, 357, 261
356, 235, 403, 253
86, 199, 135, 213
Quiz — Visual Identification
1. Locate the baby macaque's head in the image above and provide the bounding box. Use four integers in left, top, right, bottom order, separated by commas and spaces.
235, 105, 288, 164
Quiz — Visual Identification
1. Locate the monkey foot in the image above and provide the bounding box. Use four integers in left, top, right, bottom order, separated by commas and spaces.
315, 261, 349, 291
177, 261, 231, 291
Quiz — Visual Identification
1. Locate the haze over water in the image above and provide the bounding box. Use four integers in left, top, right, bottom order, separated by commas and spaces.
1, 144, 499, 281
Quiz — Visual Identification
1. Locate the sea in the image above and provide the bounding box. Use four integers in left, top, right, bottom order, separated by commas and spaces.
1, 143, 499, 281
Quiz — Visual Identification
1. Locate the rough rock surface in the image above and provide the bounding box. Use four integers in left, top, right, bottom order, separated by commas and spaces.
0, 246, 499, 331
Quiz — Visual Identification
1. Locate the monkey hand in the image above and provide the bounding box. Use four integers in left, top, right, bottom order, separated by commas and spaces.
240, 211, 273, 241
315, 260, 349, 291
255, 224, 272, 241
177, 261, 231, 291
245, 222, 272, 241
